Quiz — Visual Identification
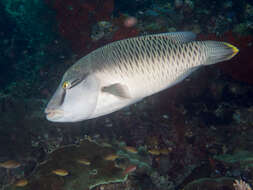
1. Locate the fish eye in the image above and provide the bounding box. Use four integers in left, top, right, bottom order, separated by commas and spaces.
62, 81, 71, 89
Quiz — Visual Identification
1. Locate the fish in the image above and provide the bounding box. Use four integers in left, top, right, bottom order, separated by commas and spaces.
104, 153, 119, 161
15, 179, 28, 187
52, 169, 69, 176
45, 31, 239, 122
123, 165, 136, 175
148, 149, 161, 155
0, 160, 21, 169
124, 146, 138, 153
159, 148, 170, 155
77, 158, 91, 165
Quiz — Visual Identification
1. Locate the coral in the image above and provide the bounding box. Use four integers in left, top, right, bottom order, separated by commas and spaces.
150, 171, 175, 190
46, 0, 140, 55
184, 0, 194, 9
45, 0, 114, 54
234, 179, 252, 190
91, 21, 111, 41
183, 177, 234, 190
213, 150, 253, 181
214, 150, 253, 166
4, 140, 127, 190
111, 15, 139, 41
233, 107, 253, 126
115, 148, 152, 172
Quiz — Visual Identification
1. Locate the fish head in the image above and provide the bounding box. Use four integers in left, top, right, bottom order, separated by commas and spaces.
45, 72, 100, 122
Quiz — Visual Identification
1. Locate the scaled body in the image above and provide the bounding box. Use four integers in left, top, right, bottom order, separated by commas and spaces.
45, 32, 239, 122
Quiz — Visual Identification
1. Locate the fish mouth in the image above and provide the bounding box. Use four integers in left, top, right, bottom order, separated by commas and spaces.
44, 109, 64, 121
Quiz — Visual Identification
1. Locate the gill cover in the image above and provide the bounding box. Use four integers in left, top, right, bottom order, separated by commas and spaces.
64, 74, 100, 122
46, 74, 100, 122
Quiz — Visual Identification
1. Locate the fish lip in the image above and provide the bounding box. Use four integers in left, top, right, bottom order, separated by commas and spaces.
45, 109, 64, 120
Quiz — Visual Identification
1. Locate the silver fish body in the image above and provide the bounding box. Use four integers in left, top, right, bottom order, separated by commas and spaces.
45, 32, 239, 122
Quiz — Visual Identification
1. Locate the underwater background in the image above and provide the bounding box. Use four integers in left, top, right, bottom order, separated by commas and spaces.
0, 0, 253, 189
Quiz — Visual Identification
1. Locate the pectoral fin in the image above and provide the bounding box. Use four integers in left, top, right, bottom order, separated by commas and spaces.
102, 83, 131, 98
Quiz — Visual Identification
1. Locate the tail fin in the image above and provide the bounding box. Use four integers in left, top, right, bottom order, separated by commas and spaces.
204, 41, 239, 65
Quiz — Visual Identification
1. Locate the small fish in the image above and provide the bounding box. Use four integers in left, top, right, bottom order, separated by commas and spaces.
148, 149, 160, 155
124, 146, 138, 153
45, 32, 239, 122
123, 165, 136, 175
159, 148, 170, 155
52, 169, 69, 176
15, 179, 28, 187
77, 158, 91, 165
104, 153, 119, 161
0, 160, 21, 169
100, 142, 112, 147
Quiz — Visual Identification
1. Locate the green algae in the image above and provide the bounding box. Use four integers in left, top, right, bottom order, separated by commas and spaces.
5, 140, 127, 190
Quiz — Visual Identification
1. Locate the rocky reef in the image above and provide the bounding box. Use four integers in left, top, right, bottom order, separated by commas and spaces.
183, 177, 235, 190
4, 140, 127, 190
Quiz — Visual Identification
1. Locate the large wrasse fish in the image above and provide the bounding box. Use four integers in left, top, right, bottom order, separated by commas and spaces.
45, 32, 239, 122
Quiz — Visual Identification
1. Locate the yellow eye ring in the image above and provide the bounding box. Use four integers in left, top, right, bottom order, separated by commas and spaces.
62, 81, 71, 89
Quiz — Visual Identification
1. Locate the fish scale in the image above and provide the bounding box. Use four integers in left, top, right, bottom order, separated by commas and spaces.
102, 39, 198, 92
117, 40, 185, 77
106, 39, 188, 91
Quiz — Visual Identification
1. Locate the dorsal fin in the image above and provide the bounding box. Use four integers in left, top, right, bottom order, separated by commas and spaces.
150, 31, 196, 43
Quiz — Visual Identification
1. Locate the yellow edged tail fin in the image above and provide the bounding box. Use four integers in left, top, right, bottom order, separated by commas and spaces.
203, 41, 239, 65
223, 42, 239, 59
